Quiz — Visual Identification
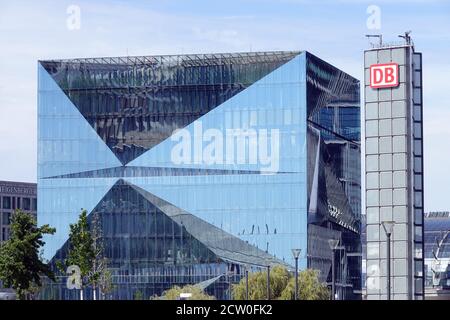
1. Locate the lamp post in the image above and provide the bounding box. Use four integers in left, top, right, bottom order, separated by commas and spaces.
382, 221, 395, 300
245, 264, 249, 300
291, 249, 301, 300
267, 265, 271, 300
328, 239, 340, 300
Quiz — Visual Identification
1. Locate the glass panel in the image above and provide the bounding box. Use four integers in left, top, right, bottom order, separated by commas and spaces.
365, 87, 378, 103
414, 244, 423, 259
380, 172, 392, 188
367, 225, 380, 241
414, 174, 422, 190
414, 157, 422, 173
367, 190, 379, 207
393, 206, 407, 223
366, 207, 379, 224
392, 101, 406, 118
379, 154, 392, 171
366, 102, 378, 119
414, 140, 422, 156
393, 189, 407, 206
393, 118, 406, 135
2, 197, 11, 209
366, 120, 378, 137
413, 122, 422, 139
392, 83, 406, 100
414, 208, 423, 225
414, 261, 423, 277
380, 206, 392, 221
379, 137, 392, 154
380, 189, 392, 206
393, 171, 407, 188
391, 48, 406, 65
414, 105, 422, 121
414, 191, 423, 207
379, 102, 391, 119
414, 226, 423, 242
366, 172, 379, 189
365, 51, 377, 67
379, 119, 392, 136
393, 153, 406, 170
23, 198, 31, 211
366, 155, 379, 172
393, 136, 406, 153
366, 138, 379, 154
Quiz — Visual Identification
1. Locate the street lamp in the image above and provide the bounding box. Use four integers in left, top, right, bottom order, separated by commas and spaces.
245, 264, 250, 300
381, 221, 395, 300
291, 249, 301, 300
267, 265, 271, 300
328, 239, 340, 300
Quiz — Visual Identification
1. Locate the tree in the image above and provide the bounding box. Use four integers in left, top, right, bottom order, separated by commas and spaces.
63, 209, 95, 300
0, 210, 56, 300
60, 210, 114, 300
232, 265, 329, 300
88, 212, 108, 300
159, 285, 215, 300
98, 267, 114, 300
279, 269, 329, 300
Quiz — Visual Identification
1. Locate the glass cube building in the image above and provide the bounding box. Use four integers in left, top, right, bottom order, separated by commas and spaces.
37, 51, 361, 299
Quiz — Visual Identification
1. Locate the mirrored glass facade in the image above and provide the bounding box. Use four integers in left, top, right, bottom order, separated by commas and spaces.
38, 51, 361, 299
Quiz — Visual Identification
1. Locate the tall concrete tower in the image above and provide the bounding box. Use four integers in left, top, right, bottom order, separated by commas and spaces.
364, 34, 424, 300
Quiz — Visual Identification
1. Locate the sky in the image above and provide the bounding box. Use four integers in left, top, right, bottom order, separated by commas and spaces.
0, 0, 449, 212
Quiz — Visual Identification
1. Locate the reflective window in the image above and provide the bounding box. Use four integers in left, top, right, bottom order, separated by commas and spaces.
2, 196, 11, 209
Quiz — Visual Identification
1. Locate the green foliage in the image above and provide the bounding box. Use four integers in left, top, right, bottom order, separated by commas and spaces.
232, 265, 329, 300
279, 269, 329, 300
98, 268, 114, 299
0, 210, 56, 299
59, 210, 114, 299
134, 290, 144, 300
63, 210, 95, 286
161, 285, 215, 300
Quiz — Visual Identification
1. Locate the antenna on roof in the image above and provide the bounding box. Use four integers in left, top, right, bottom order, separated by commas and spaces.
365, 34, 382, 47
398, 30, 412, 45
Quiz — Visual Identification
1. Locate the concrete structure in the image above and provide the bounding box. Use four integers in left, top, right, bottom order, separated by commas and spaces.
364, 35, 424, 300
424, 211, 450, 299
0, 180, 37, 242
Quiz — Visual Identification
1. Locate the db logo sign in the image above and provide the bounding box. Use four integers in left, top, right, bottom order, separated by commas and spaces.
370, 63, 399, 89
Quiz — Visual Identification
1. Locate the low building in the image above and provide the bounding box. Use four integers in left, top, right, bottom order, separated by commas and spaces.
0, 180, 37, 242
424, 211, 450, 299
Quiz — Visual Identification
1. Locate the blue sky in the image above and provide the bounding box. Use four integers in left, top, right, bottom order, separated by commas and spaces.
0, 0, 449, 212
